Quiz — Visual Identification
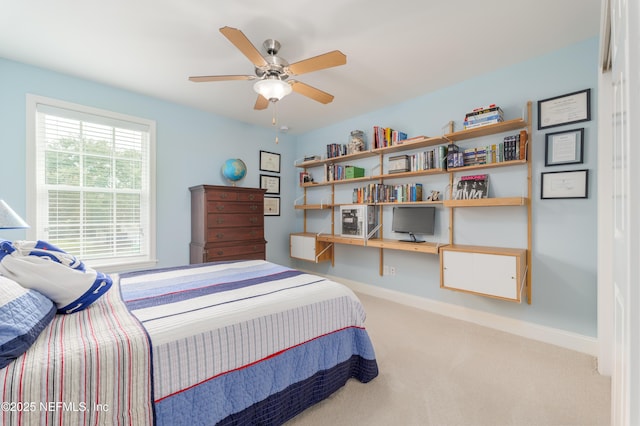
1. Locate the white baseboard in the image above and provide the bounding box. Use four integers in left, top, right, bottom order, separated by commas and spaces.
318, 272, 598, 356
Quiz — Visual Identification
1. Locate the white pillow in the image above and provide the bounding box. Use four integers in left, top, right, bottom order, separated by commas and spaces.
0, 240, 112, 314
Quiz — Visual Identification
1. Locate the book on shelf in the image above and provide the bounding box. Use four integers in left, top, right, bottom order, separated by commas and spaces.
352, 183, 424, 204
519, 130, 528, 160
465, 104, 503, 116
503, 134, 521, 161
465, 106, 504, 120
463, 104, 504, 129
453, 174, 489, 200
324, 164, 365, 182
462, 147, 486, 166
326, 143, 348, 159
463, 116, 504, 129
373, 125, 408, 148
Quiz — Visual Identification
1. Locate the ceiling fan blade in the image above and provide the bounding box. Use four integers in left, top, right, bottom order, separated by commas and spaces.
288, 50, 347, 75
254, 95, 269, 110
219, 26, 268, 68
290, 80, 335, 104
189, 75, 256, 82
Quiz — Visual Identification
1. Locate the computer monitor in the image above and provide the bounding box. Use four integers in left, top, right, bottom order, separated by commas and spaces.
391, 206, 435, 242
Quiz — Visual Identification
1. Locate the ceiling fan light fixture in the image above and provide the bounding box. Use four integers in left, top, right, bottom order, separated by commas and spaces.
253, 77, 292, 101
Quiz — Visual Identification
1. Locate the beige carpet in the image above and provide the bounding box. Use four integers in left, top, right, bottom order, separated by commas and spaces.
286, 293, 611, 426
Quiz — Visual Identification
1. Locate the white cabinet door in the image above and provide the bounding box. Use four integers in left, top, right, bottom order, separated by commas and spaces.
442, 250, 522, 301
290, 234, 316, 261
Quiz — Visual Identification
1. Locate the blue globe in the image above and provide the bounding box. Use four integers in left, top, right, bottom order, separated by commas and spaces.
221, 158, 247, 185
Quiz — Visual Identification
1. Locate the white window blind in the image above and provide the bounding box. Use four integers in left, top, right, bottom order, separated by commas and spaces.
28, 95, 156, 271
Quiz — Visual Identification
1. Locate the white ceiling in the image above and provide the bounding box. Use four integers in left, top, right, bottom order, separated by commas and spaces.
0, 1, 601, 134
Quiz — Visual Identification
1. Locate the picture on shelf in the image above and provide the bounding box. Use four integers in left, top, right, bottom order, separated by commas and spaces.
453, 174, 489, 200
299, 171, 313, 185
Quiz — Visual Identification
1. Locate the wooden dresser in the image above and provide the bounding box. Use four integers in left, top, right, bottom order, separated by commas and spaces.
189, 185, 266, 263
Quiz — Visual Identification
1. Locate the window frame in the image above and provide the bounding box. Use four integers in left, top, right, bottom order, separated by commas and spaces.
26, 94, 157, 273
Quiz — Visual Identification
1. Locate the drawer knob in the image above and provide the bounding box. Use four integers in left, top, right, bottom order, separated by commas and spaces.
250, 204, 258, 211
249, 217, 257, 224
216, 205, 225, 211
249, 194, 255, 200
217, 250, 224, 255
250, 230, 257, 237
216, 232, 224, 239
220, 193, 228, 199
217, 218, 225, 224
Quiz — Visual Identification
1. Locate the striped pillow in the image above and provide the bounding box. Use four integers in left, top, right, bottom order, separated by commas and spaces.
0, 276, 56, 369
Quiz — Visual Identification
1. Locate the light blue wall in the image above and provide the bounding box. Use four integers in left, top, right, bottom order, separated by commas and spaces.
292, 37, 599, 337
0, 36, 600, 338
0, 57, 297, 267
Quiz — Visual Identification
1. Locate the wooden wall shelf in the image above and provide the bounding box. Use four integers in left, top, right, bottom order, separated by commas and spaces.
293, 101, 533, 304
294, 204, 333, 210
444, 118, 528, 141
443, 197, 527, 208
317, 235, 444, 255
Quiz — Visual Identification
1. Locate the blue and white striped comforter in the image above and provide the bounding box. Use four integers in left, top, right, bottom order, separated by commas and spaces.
116, 260, 378, 425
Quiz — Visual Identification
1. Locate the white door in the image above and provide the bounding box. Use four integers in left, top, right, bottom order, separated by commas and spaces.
608, 0, 639, 423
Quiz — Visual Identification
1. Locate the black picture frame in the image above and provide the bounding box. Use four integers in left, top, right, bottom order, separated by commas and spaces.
541, 169, 589, 199
538, 88, 591, 130
260, 174, 280, 195
264, 196, 280, 216
259, 150, 281, 173
544, 128, 584, 166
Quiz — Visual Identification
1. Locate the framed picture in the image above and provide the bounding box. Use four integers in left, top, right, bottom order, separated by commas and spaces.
541, 169, 589, 199
538, 88, 591, 130
264, 197, 280, 216
545, 128, 584, 166
260, 174, 280, 194
259, 150, 281, 173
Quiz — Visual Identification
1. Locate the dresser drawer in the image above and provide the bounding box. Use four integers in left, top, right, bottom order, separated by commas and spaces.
205, 190, 264, 202
205, 241, 266, 261
207, 213, 263, 228
207, 201, 263, 214
237, 191, 263, 202
206, 190, 239, 201
206, 227, 263, 242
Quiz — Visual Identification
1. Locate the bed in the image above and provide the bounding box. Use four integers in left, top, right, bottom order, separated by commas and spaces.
0, 259, 378, 425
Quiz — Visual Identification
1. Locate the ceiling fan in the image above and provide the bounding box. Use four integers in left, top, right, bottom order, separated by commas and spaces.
189, 26, 347, 110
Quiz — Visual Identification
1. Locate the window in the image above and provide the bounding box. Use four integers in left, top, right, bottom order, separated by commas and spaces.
27, 95, 156, 272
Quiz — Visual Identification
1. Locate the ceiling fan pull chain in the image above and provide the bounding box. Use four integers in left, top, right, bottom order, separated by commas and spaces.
272, 101, 277, 126
273, 102, 279, 144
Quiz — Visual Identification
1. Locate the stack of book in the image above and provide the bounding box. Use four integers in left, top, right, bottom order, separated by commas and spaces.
373, 126, 408, 148
462, 147, 487, 166
463, 104, 504, 129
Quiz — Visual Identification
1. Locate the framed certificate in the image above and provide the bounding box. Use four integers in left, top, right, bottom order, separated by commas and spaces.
538, 89, 591, 130
544, 128, 584, 166
259, 150, 281, 173
264, 197, 280, 216
541, 169, 589, 199
260, 174, 280, 194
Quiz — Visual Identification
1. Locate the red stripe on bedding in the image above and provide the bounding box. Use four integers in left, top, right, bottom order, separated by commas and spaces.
0, 282, 154, 425
156, 325, 366, 403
